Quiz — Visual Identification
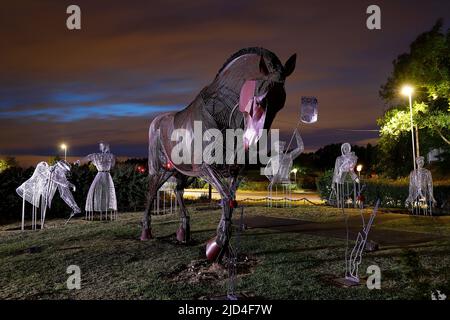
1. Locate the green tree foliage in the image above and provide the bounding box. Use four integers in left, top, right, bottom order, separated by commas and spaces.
380, 20, 450, 102
0, 157, 18, 173
378, 20, 450, 176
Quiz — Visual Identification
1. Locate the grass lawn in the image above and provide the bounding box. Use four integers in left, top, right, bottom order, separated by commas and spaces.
0, 204, 449, 300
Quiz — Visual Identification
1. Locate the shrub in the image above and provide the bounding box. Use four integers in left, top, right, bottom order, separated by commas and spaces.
316, 169, 334, 201
0, 162, 150, 223
316, 171, 450, 213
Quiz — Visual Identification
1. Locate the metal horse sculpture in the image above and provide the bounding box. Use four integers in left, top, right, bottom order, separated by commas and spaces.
141, 47, 297, 262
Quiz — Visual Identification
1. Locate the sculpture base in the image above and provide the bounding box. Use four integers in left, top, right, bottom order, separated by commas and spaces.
333, 277, 362, 287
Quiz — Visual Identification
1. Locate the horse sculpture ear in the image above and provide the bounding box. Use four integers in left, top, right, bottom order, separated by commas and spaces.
259, 56, 270, 76
284, 53, 297, 77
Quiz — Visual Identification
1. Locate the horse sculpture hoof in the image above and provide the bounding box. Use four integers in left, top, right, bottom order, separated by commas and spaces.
140, 228, 153, 241
206, 237, 221, 262
176, 226, 186, 243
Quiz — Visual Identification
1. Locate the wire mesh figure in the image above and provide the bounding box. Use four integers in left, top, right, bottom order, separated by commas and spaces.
329, 143, 360, 208
141, 47, 297, 263
405, 156, 436, 215
16, 160, 80, 230
264, 129, 303, 207
78, 142, 117, 221
154, 176, 177, 215
345, 197, 379, 283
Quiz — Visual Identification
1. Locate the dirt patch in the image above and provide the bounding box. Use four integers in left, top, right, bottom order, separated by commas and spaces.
10, 245, 43, 257
163, 254, 259, 285
5, 224, 43, 231
156, 233, 202, 246
243, 215, 446, 247
56, 246, 84, 252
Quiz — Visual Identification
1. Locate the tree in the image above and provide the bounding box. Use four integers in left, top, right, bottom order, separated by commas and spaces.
0, 157, 18, 173
379, 20, 450, 147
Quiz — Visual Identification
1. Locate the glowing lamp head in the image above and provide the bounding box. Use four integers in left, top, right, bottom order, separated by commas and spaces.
60, 143, 67, 150
401, 85, 414, 97
356, 164, 363, 172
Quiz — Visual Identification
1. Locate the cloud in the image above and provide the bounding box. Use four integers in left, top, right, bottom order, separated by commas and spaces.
0, 103, 182, 122
1, 0, 450, 157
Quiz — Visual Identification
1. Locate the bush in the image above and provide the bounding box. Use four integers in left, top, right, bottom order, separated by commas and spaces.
316, 171, 450, 213
316, 169, 334, 201
112, 163, 149, 212
300, 173, 318, 190
0, 162, 150, 223
239, 179, 269, 191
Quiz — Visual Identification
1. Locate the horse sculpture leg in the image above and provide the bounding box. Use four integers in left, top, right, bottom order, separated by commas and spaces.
140, 172, 173, 241
175, 188, 190, 243
174, 175, 195, 243
203, 166, 240, 263
141, 190, 155, 240
214, 200, 234, 262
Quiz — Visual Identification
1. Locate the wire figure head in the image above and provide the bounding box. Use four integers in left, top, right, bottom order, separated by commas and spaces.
56, 160, 71, 172
416, 156, 425, 168
99, 141, 110, 153
341, 143, 351, 155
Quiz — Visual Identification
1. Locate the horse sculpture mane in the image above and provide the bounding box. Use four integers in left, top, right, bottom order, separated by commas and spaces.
141, 47, 297, 263
217, 47, 284, 75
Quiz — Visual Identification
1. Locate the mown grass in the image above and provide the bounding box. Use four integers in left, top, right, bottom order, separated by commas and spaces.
0, 205, 449, 300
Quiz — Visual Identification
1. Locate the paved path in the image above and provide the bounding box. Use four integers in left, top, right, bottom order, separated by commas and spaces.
184, 189, 323, 204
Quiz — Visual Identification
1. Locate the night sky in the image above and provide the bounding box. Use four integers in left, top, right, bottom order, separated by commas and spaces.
1, 0, 450, 165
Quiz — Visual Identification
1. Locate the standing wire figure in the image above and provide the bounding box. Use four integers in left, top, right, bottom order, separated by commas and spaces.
405, 156, 436, 215
264, 129, 304, 207
329, 143, 360, 208
77, 142, 117, 221
327, 143, 373, 285
16, 160, 80, 230
155, 176, 177, 215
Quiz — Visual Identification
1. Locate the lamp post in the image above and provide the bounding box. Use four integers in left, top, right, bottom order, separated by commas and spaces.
60, 143, 67, 161
401, 85, 417, 173
356, 164, 363, 180
291, 168, 298, 185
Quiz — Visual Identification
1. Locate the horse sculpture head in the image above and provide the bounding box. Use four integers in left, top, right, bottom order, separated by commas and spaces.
209, 47, 296, 150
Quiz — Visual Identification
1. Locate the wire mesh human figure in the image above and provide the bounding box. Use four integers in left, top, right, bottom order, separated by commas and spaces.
405, 156, 436, 215
328, 143, 371, 284
264, 129, 304, 207
329, 143, 360, 208
155, 176, 177, 215
16, 160, 80, 230
78, 142, 117, 221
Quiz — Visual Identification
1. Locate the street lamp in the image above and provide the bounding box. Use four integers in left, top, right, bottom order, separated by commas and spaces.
356, 164, 363, 179
60, 143, 67, 161
401, 85, 417, 173
291, 168, 298, 184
